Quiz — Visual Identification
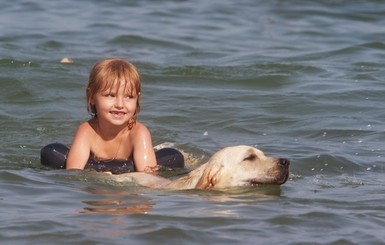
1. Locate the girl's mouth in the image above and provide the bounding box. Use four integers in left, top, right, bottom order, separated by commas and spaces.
110, 111, 126, 117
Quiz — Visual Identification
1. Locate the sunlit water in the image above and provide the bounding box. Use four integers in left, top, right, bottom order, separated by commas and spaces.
1, 0, 385, 244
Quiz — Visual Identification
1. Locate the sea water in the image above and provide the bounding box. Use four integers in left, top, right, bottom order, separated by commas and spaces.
1, 1, 385, 244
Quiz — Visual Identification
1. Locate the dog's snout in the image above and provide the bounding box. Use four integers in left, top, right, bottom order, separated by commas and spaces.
279, 158, 290, 167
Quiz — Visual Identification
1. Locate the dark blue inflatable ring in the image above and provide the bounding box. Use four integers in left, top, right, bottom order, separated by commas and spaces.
40, 143, 184, 174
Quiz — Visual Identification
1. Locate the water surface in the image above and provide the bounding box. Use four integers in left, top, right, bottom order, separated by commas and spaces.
1, 0, 385, 244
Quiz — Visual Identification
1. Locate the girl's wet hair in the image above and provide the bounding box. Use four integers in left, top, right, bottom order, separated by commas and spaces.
86, 58, 141, 116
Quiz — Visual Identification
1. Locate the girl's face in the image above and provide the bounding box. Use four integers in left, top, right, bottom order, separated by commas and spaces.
91, 80, 138, 127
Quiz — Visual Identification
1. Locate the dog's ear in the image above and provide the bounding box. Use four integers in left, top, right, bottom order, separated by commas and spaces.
195, 163, 223, 189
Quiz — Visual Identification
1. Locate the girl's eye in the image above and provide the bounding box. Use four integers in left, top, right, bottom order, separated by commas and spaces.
100, 92, 135, 99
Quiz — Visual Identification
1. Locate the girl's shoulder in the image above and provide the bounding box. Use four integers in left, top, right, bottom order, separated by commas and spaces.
130, 120, 151, 136
79, 120, 95, 131
76, 120, 97, 138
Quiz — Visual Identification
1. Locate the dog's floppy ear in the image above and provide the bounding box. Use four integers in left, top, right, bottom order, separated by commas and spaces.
195, 163, 223, 189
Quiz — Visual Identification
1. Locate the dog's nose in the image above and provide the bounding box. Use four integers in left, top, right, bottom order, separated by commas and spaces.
279, 158, 290, 167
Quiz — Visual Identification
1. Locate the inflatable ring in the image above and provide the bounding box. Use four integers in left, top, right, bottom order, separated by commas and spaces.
40, 143, 184, 174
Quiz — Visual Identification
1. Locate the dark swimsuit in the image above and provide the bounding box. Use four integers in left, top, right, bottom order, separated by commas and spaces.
40, 142, 184, 174
86, 153, 135, 174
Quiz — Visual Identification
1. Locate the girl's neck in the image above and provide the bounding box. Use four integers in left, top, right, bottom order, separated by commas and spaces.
92, 117, 129, 141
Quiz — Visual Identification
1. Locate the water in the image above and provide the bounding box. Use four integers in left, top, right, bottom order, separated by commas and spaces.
1, 0, 385, 244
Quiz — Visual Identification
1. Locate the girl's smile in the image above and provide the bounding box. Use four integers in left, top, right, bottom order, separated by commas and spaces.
110, 110, 127, 119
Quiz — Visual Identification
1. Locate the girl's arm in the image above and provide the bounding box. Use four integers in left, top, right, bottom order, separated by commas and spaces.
66, 122, 92, 170
132, 123, 157, 172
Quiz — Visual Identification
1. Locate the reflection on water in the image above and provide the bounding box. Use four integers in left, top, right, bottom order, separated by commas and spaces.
78, 183, 283, 217
79, 187, 154, 216
82, 199, 153, 216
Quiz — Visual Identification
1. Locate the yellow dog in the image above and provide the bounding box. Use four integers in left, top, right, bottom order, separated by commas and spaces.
113, 145, 290, 190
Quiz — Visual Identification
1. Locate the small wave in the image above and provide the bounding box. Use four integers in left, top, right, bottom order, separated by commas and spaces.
39, 40, 64, 49
292, 153, 361, 176
0, 58, 37, 68
107, 34, 192, 50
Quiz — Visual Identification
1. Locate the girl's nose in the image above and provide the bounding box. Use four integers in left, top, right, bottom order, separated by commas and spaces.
114, 96, 124, 108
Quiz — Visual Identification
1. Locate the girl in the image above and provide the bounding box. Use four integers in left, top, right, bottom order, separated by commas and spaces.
66, 58, 158, 172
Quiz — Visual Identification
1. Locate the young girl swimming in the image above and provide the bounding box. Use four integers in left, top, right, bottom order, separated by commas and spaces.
66, 58, 158, 172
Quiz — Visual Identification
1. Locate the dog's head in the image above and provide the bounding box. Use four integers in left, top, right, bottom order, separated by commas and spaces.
195, 145, 290, 189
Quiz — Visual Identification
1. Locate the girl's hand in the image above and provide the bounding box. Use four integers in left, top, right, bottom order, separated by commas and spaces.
143, 165, 160, 173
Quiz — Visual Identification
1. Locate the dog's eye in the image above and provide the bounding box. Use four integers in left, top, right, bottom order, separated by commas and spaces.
243, 154, 257, 161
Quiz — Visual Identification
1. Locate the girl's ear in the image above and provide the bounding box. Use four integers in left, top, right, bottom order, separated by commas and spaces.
90, 94, 97, 107
90, 96, 97, 115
